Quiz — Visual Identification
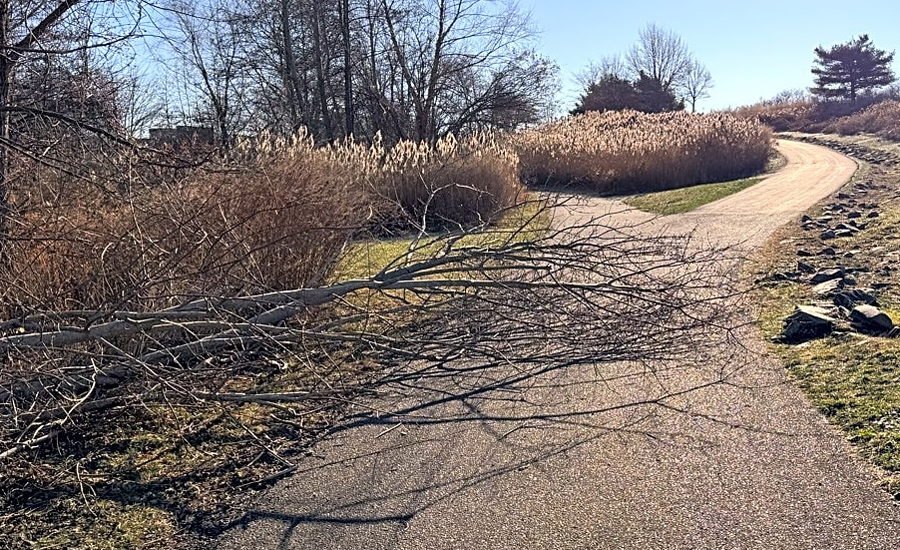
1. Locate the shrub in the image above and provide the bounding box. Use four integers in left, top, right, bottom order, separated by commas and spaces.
513, 110, 772, 194
1, 136, 366, 315
822, 100, 900, 140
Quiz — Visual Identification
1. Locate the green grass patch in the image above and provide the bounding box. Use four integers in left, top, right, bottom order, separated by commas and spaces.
623, 176, 761, 216
331, 196, 551, 281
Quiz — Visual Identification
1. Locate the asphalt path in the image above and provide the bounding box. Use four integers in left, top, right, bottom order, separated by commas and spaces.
219, 140, 900, 549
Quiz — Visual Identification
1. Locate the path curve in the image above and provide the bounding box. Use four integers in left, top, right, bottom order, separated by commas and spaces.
220, 141, 900, 550
558, 139, 858, 250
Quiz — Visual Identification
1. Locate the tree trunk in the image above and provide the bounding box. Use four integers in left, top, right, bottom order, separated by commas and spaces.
279, 0, 302, 133
339, 0, 354, 136
311, 0, 334, 141
0, 0, 10, 249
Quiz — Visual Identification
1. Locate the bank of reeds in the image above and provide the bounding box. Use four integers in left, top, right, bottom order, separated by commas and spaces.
513, 110, 772, 195
0, 130, 524, 316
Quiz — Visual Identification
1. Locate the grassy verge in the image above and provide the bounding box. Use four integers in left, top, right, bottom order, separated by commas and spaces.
623, 176, 761, 215
622, 149, 785, 216
753, 135, 900, 497
332, 196, 550, 281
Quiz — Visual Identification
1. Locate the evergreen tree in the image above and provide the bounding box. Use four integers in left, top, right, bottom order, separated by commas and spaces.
571, 75, 639, 114
811, 35, 895, 102
634, 73, 684, 113
572, 73, 683, 115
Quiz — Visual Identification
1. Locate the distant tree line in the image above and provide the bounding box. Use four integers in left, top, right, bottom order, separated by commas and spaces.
572, 24, 713, 115
155, 0, 560, 146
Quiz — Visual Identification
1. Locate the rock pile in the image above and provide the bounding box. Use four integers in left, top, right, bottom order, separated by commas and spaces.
776, 179, 897, 344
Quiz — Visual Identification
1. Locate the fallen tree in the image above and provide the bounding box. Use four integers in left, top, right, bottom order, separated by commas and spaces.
0, 208, 743, 462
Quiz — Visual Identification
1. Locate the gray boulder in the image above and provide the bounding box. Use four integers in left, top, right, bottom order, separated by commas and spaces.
813, 279, 843, 296
781, 306, 836, 344
833, 289, 878, 309
797, 261, 815, 274
810, 268, 845, 284
850, 305, 894, 334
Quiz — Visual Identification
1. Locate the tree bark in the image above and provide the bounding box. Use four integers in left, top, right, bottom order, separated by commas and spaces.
0, 0, 10, 251
339, 0, 354, 136
311, 0, 334, 140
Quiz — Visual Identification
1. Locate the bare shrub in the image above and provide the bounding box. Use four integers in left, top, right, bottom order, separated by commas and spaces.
0, 128, 527, 316
513, 110, 772, 194
822, 100, 900, 140
0, 136, 366, 316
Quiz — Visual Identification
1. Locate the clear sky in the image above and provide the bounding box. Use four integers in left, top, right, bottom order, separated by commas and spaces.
522, 0, 900, 112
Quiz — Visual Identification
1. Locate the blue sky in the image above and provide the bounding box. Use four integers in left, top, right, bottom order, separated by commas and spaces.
522, 0, 900, 111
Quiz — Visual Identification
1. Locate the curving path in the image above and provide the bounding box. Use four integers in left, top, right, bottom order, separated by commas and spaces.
219, 141, 900, 549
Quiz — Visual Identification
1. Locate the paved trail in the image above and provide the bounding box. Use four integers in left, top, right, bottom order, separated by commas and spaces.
220, 141, 900, 549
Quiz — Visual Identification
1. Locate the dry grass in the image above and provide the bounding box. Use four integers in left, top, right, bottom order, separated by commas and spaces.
0, 130, 525, 316
732, 98, 900, 140
513, 110, 772, 195
823, 100, 900, 140
363, 133, 523, 231
731, 100, 819, 132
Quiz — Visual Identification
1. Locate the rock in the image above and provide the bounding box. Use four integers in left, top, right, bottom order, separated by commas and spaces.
873, 282, 892, 289
850, 305, 894, 334
781, 305, 836, 344
821, 247, 837, 256
800, 214, 813, 224
835, 223, 859, 232
833, 289, 878, 309
834, 229, 854, 238
868, 211, 880, 218
810, 268, 845, 284
797, 249, 814, 257
797, 261, 815, 273
837, 192, 851, 199
821, 230, 836, 240
847, 211, 862, 219
813, 278, 844, 296
758, 271, 800, 284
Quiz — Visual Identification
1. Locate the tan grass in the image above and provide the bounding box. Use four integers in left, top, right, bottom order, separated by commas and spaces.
513, 110, 772, 194
823, 100, 900, 140
0, 130, 524, 315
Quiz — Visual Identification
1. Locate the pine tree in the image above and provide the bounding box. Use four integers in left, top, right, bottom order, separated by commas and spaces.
811, 35, 895, 102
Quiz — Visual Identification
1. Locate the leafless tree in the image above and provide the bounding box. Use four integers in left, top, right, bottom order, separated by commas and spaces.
626, 23, 693, 93
574, 55, 626, 90
682, 60, 713, 112
158, 0, 253, 146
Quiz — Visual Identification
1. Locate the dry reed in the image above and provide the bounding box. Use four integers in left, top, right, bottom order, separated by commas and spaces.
0, 129, 524, 316
513, 110, 773, 194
